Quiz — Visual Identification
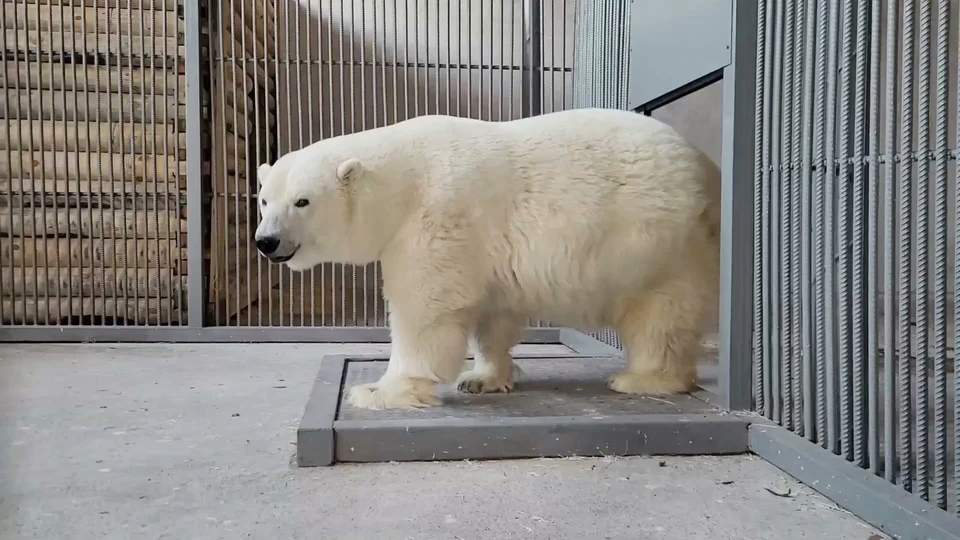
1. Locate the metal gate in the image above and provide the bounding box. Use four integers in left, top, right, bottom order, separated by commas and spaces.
723, 0, 960, 524
0, 0, 574, 340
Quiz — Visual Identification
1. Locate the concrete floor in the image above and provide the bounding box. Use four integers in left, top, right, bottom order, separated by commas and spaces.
0, 343, 888, 540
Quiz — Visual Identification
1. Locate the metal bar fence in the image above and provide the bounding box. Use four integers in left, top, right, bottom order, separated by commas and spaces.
749, 0, 960, 517
0, 0, 570, 334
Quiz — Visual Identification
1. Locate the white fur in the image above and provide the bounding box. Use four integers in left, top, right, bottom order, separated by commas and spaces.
255, 108, 721, 410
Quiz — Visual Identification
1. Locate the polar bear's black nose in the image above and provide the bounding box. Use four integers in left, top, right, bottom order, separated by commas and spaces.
256, 236, 280, 256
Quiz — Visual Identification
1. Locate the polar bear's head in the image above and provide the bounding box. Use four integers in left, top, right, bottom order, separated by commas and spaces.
254, 151, 365, 272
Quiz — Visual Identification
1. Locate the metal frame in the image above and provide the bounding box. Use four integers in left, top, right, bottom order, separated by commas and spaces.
298, 346, 748, 467
0, 326, 562, 344
718, 0, 758, 412
185, 0, 208, 329
722, 0, 960, 535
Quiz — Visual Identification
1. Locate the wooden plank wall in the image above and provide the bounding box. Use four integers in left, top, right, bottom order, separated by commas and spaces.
0, 0, 190, 325
0, 0, 279, 326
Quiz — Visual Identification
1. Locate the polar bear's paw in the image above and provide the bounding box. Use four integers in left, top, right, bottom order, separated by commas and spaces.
346, 378, 441, 410
607, 371, 696, 396
456, 368, 515, 394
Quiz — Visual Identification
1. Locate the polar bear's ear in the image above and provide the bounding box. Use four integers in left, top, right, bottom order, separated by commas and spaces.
257, 163, 272, 187
336, 158, 362, 184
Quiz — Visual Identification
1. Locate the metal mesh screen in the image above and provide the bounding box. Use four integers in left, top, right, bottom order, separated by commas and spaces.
0, 0, 575, 332
210, 0, 576, 327
753, 0, 959, 514
570, 0, 630, 349
0, 0, 188, 326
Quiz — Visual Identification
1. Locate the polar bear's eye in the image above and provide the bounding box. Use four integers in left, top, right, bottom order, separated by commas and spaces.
294, 198, 310, 208
260, 198, 266, 206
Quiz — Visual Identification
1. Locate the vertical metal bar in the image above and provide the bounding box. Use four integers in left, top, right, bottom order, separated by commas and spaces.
883, 0, 899, 483
789, 0, 805, 435
122, 2, 134, 325
436, 0, 441, 119
752, 0, 767, 418
286, 0, 295, 326
813, 0, 828, 445
719, 0, 760, 412
297, 0, 307, 326
253, 0, 265, 326
147, 0, 162, 325
466, 0, 471, 119
522, 0, 541, 118
20, 1, 37, 325
897, 0, 915, 493
1, 2, 10, 324
478, 0, 483, 119
57, 0, 70, 324
254, 1, 265, 326
866, 0, 881, 476
800, 0, 817, 440
327, 0, 337, 326
368, 0, 378, 327
954, 0, 960, 514
448, 0, 453, 116
134, 0, 145, 326
760, 0, 776, 419
499, 0, 504, 120
780, 0, 796, 432
770, 0, 785, 427
412, 0, 419, 120
394, 0, 400, 124
509, 0, 515, 119
159, 1, 171, 324
542, 0, 548, 113
561, 0, 567, 110
218, 0, 230, 326
837, 0, 854, 460
823, 0, 840, 454
359, 0, 367, 325
42, 0, 55, 323
932, 0, 950, 511
93, 2, 108, 325
186, 0, 206, 328
915, 0, 934, 501
851, 0, 870, 469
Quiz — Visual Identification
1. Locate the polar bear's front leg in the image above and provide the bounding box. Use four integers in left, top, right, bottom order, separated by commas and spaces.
346, 312, 469, 410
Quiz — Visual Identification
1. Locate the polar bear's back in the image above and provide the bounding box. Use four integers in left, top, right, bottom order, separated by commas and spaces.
397, 109, 721, 326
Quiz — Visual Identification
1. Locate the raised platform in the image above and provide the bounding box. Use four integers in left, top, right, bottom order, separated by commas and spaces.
297, 335, 748, 466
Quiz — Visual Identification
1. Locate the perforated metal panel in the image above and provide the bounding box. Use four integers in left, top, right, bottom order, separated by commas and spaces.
751, 0, 960, 515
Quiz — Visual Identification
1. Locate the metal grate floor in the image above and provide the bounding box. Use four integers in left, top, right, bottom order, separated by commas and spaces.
298, 353, 748, 466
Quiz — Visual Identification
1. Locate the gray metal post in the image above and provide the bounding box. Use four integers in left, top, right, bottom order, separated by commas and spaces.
523, 0, 543, 117
185, 1, 206, 328
719, 0, 759, 411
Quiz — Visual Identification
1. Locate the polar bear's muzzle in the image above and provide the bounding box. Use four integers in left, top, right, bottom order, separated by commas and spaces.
255, 234, 300, 263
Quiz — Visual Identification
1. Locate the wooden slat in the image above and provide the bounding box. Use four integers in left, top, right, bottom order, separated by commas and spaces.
1, 267, 186, 298
0, 120, 184, 155
1, 62, 185, 98
0, 177, 187, 197
22, 0, 181, 11
0, 178, 189, 210
0, 237, 185, 269
0, 89, 186, 124
3, 29, 182, 57
3, 5, 183, 35
0, 207, 186, 238
0, 150, 184, 182
1, 296, 183, 325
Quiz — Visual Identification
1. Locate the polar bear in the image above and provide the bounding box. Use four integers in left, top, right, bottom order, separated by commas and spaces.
254, 108, 721, 410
